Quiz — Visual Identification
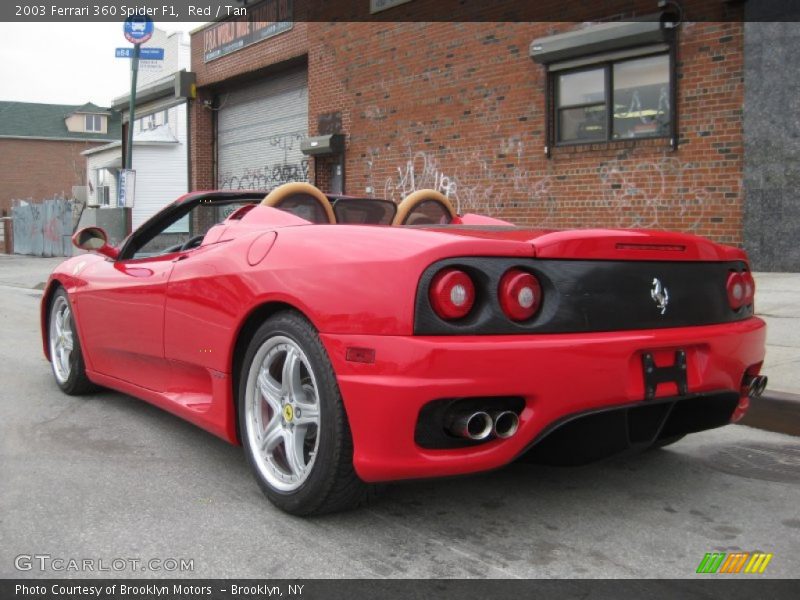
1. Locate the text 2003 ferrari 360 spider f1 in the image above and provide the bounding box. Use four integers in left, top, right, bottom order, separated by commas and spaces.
41, 182, 767, 514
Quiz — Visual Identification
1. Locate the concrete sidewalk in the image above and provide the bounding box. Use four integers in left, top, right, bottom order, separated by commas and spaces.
740, 273, 800, 436
753, 273, 800, 395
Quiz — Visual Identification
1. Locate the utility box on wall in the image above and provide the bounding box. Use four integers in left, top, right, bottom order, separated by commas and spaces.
300, 134, 345, 157
301, 134, 346, 194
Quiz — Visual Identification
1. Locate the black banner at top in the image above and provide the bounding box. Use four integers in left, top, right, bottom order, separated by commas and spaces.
3, 0, 800, 22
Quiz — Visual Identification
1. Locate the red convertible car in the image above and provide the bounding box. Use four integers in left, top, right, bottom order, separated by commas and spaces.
42, 182, 767, 515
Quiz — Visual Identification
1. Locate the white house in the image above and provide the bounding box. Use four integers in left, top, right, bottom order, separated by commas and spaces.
82, 28, 194, 230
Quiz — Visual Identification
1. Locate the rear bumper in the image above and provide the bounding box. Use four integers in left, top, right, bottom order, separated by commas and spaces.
320, 318, 766, 482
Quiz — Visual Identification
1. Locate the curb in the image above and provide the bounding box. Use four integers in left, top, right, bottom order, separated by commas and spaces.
740, 390, 800, 437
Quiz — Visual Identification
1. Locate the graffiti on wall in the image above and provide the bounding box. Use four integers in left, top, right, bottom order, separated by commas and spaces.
267, 132, 307, 162
12, 197, 73, 257
368, 141, 556, 223
378, 148, 505, 214
219, 131, 309, 191
219, 159, 310, 191
598, 157, 713, 230
368, 141, 717, 230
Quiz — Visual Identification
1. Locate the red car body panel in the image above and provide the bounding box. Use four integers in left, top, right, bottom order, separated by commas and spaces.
41, 193, 767, 482
322, 320, 765, 481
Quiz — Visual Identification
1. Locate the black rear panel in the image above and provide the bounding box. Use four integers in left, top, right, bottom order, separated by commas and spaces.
414, 258, 752, 335
519, 391, 739, 466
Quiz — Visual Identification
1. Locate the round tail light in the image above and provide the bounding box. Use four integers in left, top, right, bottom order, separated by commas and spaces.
429, 269, 475, 320
741, 270, 755, 306
499, 268, 542, 321
726, 271, 745, 310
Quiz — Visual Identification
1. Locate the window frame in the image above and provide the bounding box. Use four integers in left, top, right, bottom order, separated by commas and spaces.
549, 48, 676, 149
137, 110, 169, 133
95, 169, 110, 206
554, 64, 610, 146
85, 114, 102, 132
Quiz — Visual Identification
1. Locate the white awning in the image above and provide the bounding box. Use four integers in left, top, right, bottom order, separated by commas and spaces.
96, 156, 122, 170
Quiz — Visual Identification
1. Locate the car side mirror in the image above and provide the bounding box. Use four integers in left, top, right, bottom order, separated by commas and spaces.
72, 227, 119, 260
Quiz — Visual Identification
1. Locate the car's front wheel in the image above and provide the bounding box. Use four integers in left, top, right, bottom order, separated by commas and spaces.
48, 288, 96, 395
238, 311, 373, 515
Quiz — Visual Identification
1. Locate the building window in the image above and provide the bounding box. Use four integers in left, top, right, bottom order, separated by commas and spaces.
96, 169, 110, 206
554, 53, 671, 144
138, 114, 154, 132
137, 110, 169, 132
85, 114, 104, 132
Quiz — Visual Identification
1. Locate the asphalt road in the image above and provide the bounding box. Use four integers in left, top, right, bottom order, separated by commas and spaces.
0, 256, 798, 579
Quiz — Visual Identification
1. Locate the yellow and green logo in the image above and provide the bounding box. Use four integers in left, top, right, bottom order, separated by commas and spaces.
696, 552, 773, 574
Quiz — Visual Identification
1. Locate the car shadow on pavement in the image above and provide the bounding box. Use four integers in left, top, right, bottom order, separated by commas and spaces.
84, 386, 713, 509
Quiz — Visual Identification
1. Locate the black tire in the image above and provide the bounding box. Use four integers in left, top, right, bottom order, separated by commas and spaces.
48, 288, 97, 396
652, 434, 685, 449
238, 311, 375, 515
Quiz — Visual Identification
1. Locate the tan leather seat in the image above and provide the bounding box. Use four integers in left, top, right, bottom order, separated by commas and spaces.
261, 182, 336, 224
405, 212, 438, 226
392, 189, 457, 226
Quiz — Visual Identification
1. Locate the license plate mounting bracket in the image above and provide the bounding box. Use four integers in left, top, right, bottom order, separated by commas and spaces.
642, 350, 688, 401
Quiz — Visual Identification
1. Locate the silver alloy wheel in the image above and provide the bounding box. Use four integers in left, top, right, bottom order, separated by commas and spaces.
244, 335, 321, 492
49, 295, 74, 384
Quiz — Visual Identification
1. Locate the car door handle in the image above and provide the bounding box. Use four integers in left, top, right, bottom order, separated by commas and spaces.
173, 254, 190, 262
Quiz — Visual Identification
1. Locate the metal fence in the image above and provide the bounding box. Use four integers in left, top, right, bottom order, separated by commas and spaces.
11, 198, 74, 257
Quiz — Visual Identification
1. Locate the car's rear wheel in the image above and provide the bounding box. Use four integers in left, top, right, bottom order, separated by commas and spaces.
238, 311, 374, 515
48, 288, 96, 395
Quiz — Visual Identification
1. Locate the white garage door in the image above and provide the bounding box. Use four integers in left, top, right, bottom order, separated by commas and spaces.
217, 67, 309, 191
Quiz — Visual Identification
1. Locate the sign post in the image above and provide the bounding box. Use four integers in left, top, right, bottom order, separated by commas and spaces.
125, 42, 140, 172
122, 16, 154, 172
118, 169, 136, 208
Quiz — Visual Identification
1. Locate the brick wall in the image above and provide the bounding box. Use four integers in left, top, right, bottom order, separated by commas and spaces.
0, 138, 103, 215
190, 18, 745, 244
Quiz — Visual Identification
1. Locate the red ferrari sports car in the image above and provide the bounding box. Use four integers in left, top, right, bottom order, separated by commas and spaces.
42, 182, 767, 514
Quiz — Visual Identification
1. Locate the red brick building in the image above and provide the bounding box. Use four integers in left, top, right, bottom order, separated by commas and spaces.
0, 102, 121, 216
189, 1, 746, 246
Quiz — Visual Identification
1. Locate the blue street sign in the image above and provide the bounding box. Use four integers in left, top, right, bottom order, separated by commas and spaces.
116, 47, 165, 60
123, 16, 154, 44
118, 169, 136, 208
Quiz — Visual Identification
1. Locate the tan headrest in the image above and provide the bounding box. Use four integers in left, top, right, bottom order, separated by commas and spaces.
261, 182, 336, 224
392, 189, 457, 226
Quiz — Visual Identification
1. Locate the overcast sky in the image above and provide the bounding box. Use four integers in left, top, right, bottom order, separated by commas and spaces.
0, 22, 203, 107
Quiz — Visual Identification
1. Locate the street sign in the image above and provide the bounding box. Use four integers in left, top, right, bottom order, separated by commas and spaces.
118, 169, 136, 208
123, 16, 154, 44
115, 47, 164, 60
138, 60, 164, 72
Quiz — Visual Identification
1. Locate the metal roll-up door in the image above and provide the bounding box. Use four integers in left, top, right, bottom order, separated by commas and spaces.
217, 67, 309, 191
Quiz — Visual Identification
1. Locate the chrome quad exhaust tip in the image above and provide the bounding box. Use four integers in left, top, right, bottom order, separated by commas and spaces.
491, 410, 520, 439
747, 375, 768, 398
446, 411, 493, 441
